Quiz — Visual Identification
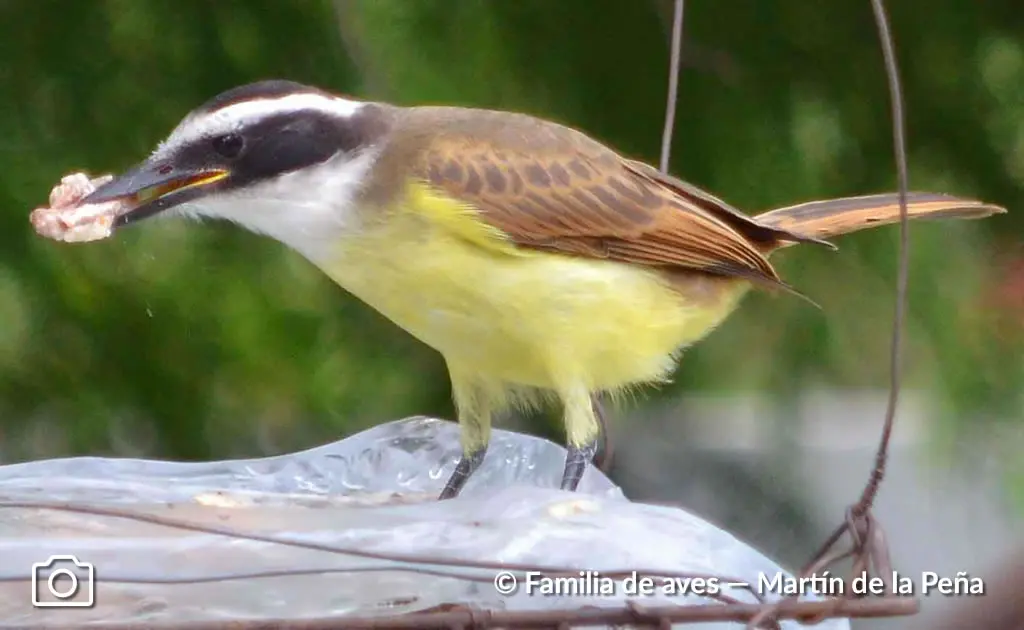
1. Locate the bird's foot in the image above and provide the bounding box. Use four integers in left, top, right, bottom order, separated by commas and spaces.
438, 446, 487, 500
560, 440, 598, 492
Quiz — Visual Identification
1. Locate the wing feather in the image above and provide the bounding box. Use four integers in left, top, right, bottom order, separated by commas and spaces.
402, 107, 806, 288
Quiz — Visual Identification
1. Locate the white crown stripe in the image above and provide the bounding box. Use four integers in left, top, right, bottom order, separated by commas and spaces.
156, 94, 365, 155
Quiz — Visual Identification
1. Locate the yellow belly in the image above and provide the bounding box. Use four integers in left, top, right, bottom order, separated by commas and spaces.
317, 208, 748, 393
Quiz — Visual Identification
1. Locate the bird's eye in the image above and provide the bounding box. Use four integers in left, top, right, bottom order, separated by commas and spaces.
211, 134, 245, 158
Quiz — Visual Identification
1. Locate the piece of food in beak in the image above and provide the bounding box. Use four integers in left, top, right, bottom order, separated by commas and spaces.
30, 172, 125, 243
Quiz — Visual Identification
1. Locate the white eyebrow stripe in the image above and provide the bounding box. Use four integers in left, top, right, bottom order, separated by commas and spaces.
157, 93, 365, 154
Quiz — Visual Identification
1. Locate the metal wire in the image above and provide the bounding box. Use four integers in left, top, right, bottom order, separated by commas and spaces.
659, 0, 685, 174
746, 0, 912, 625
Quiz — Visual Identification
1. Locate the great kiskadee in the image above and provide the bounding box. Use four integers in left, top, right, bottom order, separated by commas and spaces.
62, 80, 1003, 499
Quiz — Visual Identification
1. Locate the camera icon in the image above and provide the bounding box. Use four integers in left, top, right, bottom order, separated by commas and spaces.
31, 555, 95, 608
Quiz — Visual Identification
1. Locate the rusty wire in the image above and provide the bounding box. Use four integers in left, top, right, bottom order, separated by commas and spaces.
0, 499, 768, 596
746, 0, 911, 626
0, 499, 917, 627
14, 599, 918, 630
5, 0, 936, 627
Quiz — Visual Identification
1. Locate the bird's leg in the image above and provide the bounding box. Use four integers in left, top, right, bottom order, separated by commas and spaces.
438, 367, 492, 500
438, 446, 487, 500
590, 393, 614, 473
561, 440, 598, 491
559, 385, 601, 492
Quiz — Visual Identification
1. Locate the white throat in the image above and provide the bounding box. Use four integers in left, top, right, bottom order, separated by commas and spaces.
175, 150, 378, 263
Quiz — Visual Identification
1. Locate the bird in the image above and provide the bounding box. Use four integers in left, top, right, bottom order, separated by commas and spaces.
72, 79, 1005, 500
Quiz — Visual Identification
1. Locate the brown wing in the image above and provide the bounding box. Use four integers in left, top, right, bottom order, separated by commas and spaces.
404, 107, 815, 288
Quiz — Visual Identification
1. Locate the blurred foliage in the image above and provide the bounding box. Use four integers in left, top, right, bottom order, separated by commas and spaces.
0, 0, 1020, 497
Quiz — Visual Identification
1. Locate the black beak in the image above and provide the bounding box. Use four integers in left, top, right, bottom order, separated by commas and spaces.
81, 160, 229, 227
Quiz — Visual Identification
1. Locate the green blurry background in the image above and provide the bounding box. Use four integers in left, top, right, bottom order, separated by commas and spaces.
0, 0, 1021, 501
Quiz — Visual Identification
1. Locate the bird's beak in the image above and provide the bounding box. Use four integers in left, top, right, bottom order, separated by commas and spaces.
81, 160, 230, 227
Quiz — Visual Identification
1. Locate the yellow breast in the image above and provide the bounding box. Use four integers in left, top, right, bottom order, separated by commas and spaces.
316, 184, 749, 391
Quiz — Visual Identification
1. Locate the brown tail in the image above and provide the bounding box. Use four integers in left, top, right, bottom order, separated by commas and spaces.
754, 192, 1006, 250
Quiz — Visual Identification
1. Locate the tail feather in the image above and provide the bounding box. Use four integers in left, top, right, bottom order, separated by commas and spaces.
753, 192, 1006, 250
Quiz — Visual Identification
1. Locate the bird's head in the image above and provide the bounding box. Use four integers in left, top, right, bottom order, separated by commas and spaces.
83, 80, 393, 258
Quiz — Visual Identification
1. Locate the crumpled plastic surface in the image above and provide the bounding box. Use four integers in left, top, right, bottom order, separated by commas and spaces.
0, 417, 848, 629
